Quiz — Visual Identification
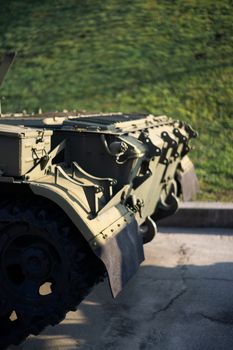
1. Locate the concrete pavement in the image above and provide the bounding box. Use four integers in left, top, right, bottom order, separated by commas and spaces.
11, 227, 233, 350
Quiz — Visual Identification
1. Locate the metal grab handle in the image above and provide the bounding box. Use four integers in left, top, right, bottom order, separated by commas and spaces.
72, 161, 117, 185
55, 165, 102, 193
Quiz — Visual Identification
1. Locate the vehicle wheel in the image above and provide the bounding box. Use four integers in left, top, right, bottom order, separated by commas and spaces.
153, 180, 179, 221
0, 196, 105, 349
139, 216, 157, 244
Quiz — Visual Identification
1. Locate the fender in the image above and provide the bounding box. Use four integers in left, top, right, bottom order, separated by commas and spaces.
29, 181, 145, 297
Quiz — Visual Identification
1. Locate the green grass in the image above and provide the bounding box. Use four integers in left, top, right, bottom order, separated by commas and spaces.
0, 0, 232, 201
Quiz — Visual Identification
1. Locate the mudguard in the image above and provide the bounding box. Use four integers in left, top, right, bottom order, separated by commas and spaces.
29, 181, 144, 297
94, 219, 144, 297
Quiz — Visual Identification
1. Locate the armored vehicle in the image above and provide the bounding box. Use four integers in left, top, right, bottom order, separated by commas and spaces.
0, 53, 198, 349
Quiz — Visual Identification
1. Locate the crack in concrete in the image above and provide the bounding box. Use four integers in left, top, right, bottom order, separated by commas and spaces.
151, 249, 196, 317
200, 313, 233, 326
152, 287, 187, 318
148, 245, 190, 318
177, 244, 190, 265
138, 285, 187, 350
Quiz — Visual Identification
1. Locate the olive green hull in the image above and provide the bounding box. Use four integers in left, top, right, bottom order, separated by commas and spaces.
0, 112, 198, 296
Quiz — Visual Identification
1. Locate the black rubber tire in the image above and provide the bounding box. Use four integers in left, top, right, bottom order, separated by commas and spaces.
0, 196, 105, 349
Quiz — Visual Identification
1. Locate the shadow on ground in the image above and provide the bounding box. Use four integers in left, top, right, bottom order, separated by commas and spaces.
14, 261, 233, 350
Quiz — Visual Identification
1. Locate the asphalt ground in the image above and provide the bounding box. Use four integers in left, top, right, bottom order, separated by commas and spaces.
11, 227, 233, 350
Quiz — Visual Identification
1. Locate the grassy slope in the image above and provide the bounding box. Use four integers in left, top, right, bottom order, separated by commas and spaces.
0, 0, 232, 201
